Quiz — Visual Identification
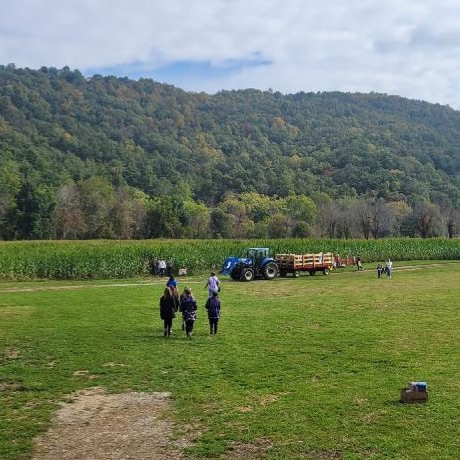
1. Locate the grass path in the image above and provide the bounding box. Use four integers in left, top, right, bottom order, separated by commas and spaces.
1, 261, 460, 459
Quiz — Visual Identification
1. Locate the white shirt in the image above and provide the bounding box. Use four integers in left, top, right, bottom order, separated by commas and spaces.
207, 276, 219, 291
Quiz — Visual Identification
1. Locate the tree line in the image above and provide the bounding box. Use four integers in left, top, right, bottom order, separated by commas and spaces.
1, 65, 460, 240
7, 176, 456, 240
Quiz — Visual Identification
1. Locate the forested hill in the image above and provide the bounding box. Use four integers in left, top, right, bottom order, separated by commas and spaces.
1, 64, 460, 240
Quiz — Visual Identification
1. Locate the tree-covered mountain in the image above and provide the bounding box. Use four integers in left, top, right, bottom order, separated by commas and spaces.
1, 64, 460, 239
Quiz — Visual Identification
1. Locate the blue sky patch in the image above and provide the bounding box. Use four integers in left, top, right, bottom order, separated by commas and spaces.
85, 56, 272, 84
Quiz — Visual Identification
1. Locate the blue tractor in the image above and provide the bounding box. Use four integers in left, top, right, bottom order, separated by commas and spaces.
220, 247, 279, 281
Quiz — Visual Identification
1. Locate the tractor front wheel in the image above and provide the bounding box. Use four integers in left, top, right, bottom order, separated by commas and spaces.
230, 266, 242, 280
241, 268, 255, 281
263, 262, 278, 280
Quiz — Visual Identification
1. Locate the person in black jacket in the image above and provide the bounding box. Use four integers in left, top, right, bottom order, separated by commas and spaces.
205, 290, 221, 334
159, 287, 176, 337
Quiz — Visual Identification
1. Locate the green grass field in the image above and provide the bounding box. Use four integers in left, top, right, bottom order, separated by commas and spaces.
1, 262, 460, 459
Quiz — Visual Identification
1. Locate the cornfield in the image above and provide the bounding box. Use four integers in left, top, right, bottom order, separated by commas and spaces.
0, 238, 459, 281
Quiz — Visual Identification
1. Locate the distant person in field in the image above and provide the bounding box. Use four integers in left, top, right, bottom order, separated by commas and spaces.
205, 271, 220, 298
148, 257, 157, 275
356, 256, 363, 271
205, 290, 221, 335
334, 254, 342, 268
158, 259, 166, 277
386, 259, 393, 278
159, 287, 176, 337
166, 259, 173, 277
180, 287, 197, 339
376, 263, 384, 278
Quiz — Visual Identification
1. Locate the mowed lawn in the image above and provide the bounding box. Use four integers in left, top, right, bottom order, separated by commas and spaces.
1, 263, 460, 459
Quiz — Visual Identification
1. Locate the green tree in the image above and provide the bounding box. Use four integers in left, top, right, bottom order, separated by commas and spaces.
183, 200, 211, 238
53, 183, 86, 239
78, 176, 115, 238
110, 186, 149, 239
0, 158, 21, 239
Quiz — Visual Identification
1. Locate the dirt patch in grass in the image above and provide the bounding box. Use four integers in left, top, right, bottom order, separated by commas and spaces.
1, 346, 21, 360
225, 437, 274, 459
32, 387, 189, 460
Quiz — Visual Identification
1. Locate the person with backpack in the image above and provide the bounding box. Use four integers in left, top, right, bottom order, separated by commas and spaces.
159, 287, 176, 337
205, 290, 221, 335
180, 287, 197, 339
205, 271, 220, 298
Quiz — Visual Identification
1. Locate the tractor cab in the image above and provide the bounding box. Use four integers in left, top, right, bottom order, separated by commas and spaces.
246, 247, 270, 266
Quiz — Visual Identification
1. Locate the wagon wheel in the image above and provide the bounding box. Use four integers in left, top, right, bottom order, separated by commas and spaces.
322, 268, 330, 276
293, 270, 300, 278
309, 270, 316, 276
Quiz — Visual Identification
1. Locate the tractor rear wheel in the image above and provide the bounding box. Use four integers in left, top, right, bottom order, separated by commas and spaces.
263, 262, 278, 280
241, 268, 255, 281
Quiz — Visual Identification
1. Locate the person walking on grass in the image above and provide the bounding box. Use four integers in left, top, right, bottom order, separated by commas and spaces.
205, 290, 221, 335
180, 287, 197, 339
159, 287, 176, 337
205, 271, 220, 298
386, 258, 393, 279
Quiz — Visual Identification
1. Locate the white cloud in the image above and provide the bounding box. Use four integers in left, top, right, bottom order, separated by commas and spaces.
1, 0, 460, 107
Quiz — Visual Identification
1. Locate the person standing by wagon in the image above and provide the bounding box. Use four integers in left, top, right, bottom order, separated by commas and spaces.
205, 271, 220, 298
205, 290, 221, 335
159, 287, 176, 337
180, 287, 197, 339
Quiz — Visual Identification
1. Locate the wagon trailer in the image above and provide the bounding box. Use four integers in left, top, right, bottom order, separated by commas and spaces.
276, 252, 334, 277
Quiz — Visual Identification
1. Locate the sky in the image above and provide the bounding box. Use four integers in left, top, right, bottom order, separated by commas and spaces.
1, 0, 460, 108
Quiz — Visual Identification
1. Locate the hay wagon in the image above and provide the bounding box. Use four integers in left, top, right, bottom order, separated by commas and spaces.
275, 252, 334, 277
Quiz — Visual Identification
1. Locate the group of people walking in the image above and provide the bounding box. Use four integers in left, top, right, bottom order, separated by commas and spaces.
377, 259, 393, 278
159, 272, 221, 339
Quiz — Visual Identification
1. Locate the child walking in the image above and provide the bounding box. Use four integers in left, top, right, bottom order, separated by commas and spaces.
159, 287, 176, 337
205, 290, 221, 334
180, 287, 197, 339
